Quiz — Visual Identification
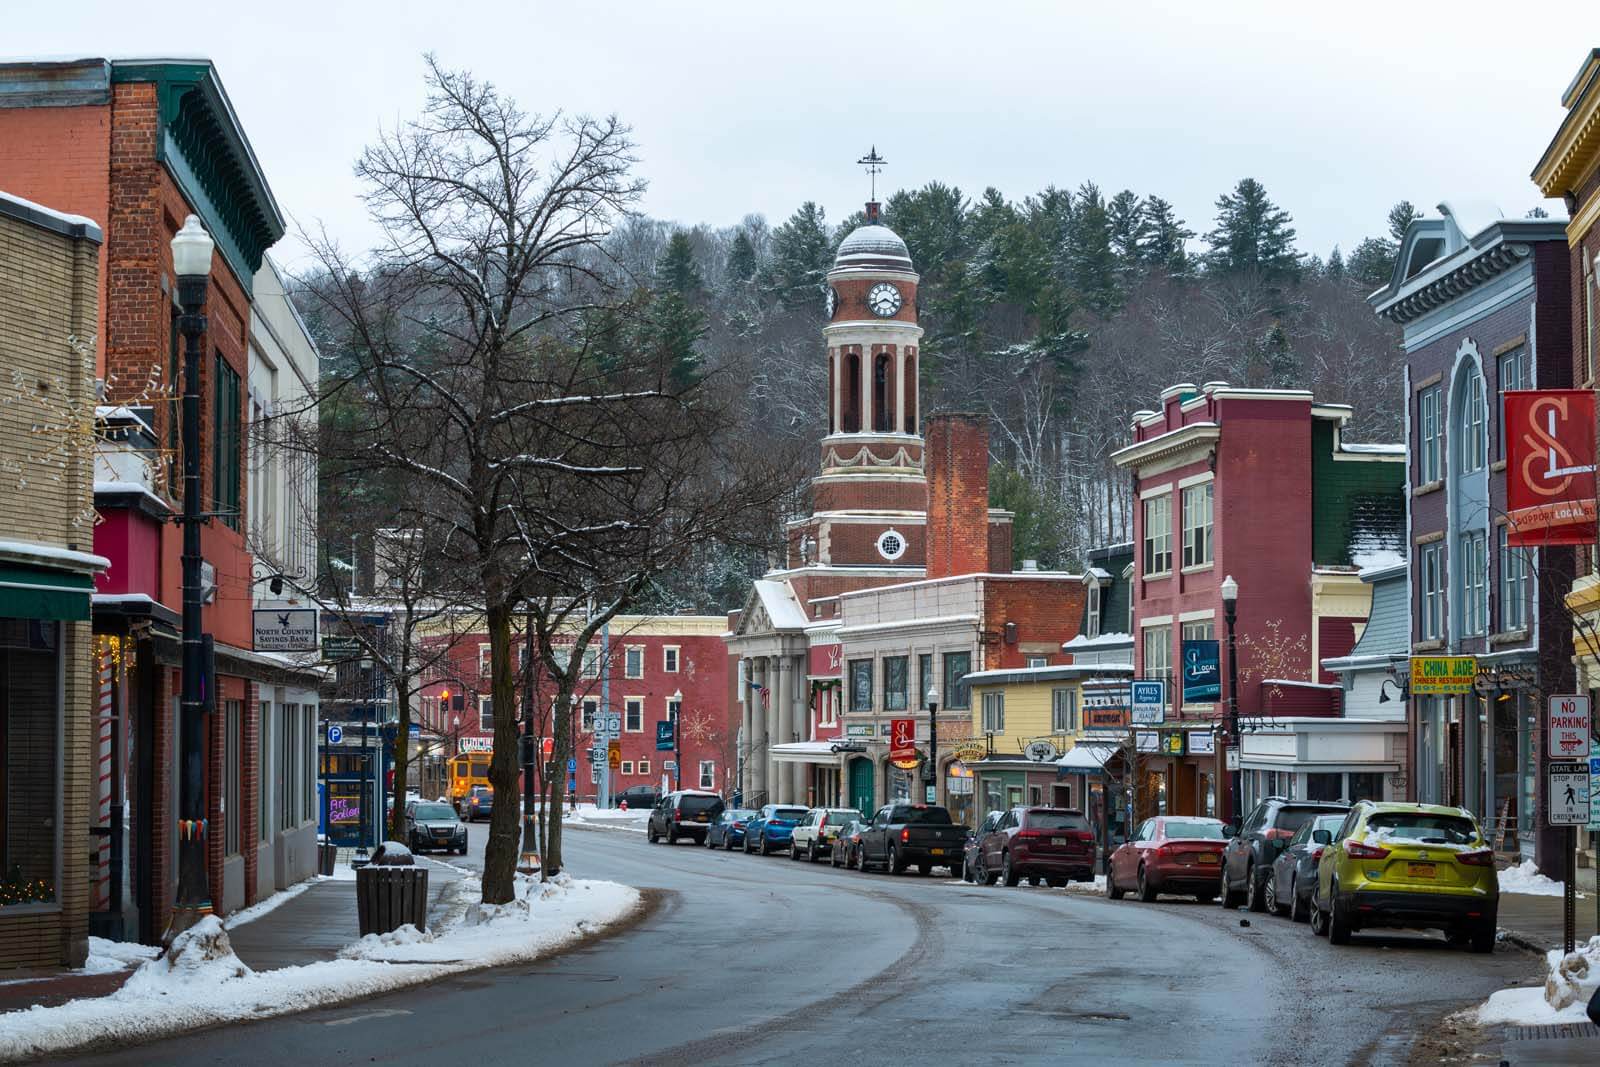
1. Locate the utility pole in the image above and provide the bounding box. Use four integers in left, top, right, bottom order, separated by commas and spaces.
170, 216, 214, 935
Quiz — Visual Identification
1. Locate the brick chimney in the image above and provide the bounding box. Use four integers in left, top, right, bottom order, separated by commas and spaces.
924, 413, 990, 578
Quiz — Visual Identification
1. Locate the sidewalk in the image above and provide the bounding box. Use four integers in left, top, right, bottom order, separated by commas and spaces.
0, 849, 467, 1015
1498, 891, 1599, 953
1493, 891, 1600, 1064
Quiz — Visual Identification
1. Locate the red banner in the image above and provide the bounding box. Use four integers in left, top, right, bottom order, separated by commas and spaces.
889, 718, 916, 764
1505, 390, 1597, 548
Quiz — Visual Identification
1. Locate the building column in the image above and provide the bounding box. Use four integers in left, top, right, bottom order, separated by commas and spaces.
787, 655, 806, 803
753, 657, 769, 804
774, 658, 792, 804
894, 346, 905, 437
739, 658, 753, 800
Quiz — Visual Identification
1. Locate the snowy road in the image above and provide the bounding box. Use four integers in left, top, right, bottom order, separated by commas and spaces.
70, 826, 1540, 1065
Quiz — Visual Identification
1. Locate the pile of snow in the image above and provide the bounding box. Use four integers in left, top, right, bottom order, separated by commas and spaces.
1064, 875, 1108, 896
1478, 936, 1600, 1026
1498, 859, 1565, 897
81, 937, 160, 975
565, 806, 650, 833
0, 876, 639, 1063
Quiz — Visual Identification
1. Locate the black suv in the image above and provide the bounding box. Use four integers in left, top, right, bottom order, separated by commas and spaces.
647, 790, 724, 845
1221, 797, 1348, 911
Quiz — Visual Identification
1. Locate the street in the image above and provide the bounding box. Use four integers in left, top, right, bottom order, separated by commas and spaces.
67, 824, 1536, 1066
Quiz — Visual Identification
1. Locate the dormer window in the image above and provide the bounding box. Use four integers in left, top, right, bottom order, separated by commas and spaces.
1087, 582, 1102, 638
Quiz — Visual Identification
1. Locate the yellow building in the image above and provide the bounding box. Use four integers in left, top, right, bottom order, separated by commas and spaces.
963, 664, 1132, 828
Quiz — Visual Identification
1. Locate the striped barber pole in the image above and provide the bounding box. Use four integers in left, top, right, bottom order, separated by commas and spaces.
93, 645, 115, 912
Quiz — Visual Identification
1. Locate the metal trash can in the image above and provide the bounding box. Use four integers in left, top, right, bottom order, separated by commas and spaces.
355, 840, 429, 936
317, 841, 337, 877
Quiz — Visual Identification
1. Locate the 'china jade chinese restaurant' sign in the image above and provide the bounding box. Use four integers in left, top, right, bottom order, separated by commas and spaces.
1410, 656, 1478, 695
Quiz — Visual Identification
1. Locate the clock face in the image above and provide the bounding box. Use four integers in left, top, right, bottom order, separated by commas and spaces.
824, 287, 837, 319
867, 282, 903, 318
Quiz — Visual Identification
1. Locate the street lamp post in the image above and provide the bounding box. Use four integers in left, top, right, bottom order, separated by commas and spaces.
1220, 574, 1242, 827
671, 690, 683, 791
170, 215, 215, 935
924, 685, 940, 806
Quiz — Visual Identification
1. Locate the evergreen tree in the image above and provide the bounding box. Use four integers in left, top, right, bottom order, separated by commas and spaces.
1347, 236, 1396, 289
883, 181, 968, 283
1387, 200, 1420, 242
656, 230, 703, 297
766, 201, 833, 308
1262, 322, 1296, 387
1326, 245, 1345, 280
1205, 178, 1301, 281
1143, 195, 1195, 276
1527, 205, 1550, 219
724, 230, 758, 286
1106, 190, 1151, 272
1066, 182, 1119, 314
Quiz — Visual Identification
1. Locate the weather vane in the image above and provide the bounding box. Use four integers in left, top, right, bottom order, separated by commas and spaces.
857, 145, 887, 202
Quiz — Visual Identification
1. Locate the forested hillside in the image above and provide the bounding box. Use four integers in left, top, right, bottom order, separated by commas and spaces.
604, 179, 1417, 606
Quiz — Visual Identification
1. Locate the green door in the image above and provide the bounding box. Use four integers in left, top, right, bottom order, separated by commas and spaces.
849, 758, 875, 816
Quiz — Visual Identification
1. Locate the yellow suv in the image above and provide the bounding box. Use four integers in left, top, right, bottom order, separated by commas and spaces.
1310, 801, 1497, 952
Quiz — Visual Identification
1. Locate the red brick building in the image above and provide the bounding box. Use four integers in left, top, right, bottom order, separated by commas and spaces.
0, 57, 318, 944
1114, 383, 1404, 821
418, 616, 733, 800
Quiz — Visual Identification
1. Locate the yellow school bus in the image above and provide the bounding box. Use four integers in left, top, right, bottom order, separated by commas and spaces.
449, 750, 492, 812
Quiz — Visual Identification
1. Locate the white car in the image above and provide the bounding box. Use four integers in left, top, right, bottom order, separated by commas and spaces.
789, 808, 866, 863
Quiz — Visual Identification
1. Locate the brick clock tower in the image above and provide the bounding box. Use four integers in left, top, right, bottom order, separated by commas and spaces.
787, 202, 930, 570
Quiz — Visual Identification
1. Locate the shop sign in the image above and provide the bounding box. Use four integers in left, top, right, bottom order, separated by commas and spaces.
254, 607, 318, 652
950, 742, 987, 763
1134, 729, 1160, 753
889, 718, 916, 764
1181, 640, 1221, 703
1160, 732, 1185, 756
845, 723, 876, 739
1187, 730, 1216, 755
1547, 694, 1591, 760
1410, 656, 1477, 695
458, 737, 493, 753
891, 755, 921, 770
1024, 739, 1061, 762
1505, 389, 1597, 547
1131, 680, 1166, 725
1086, 706, 1129, 732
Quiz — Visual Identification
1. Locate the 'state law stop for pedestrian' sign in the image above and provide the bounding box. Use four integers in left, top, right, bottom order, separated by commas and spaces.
1547, 695, 1591, 759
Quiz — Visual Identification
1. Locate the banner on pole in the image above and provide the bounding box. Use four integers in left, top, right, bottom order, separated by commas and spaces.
1505, 390, 1597, 547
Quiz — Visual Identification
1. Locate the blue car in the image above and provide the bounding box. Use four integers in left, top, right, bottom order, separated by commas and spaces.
707, 808, 758, 850
743, 805, 810, 855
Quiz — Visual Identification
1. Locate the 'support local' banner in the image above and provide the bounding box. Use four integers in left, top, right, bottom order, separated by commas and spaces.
1505, 389, 1597, 547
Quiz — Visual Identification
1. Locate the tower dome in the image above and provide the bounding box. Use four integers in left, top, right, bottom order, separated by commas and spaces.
834, 222, 913, 271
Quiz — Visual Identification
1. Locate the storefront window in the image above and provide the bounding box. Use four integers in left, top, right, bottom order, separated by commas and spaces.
1347, 772, 1383, 803
0, 619, 58, 907
883, 656, 908, 711
1305, 772, 1342, 802
849, 660, 873, 713
943, 651, 971, 710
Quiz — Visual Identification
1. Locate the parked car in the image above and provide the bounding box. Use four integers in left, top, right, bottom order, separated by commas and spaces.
647, 790, 724, 845
405, 800, 467, 855
1311, 801, 1497, 951
963, 811, 1003, 882
790, 808, 863, 863
1105, 816, 1227, 901
1267, 812, 1348, 922
1220, 797, 1349, 911
973, 806, 1096, 887
743, 805, 810, 854
706, 808, 756, 849
858, 804, 967, 876
830, 818, 871, 869
614, 784, 660, 810
463, 785, 494, 823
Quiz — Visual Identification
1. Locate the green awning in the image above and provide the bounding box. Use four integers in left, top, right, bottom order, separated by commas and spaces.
0, 565, 95, 621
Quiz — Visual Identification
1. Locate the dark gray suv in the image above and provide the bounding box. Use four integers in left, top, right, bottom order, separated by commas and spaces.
647, 790, 724, 845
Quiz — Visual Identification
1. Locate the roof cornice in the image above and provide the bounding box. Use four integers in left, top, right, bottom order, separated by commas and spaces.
1111, 422, 1220, 471
1370, 226, 1561, 324
1533, 48, 1600, 197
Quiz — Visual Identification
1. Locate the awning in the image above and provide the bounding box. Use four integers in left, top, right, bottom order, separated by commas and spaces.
0, 565, 96, 621
770, 741, 847, 764
1055, 745, 1118, 773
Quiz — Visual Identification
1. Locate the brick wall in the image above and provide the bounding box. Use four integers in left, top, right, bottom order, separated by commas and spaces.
924, 413, 990, 578
982, 578, 1086, 670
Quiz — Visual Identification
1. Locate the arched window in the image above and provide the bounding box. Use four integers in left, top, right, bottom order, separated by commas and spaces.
902, 350, 917, 434
1455, 366, 1486, 475
827, 351, 837, 434
873, 352, 892, 432
843, 352, 861, 433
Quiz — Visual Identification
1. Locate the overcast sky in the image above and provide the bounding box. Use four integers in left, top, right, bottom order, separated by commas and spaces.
8, 2, 1594, 271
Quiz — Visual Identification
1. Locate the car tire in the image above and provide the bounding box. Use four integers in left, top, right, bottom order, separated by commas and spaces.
667, 831, 678, 845
1309, 884, 1329, 937
647, 825, 658, 844
1220, 868, 1245, 910
1195, 891, 1215, 903
1107, 870, 1125, 900
1265, 872, 1289, 917
789, 840, 801, 861
1001, 852, 1019, 887
949, 863, 964, 879
917, 862, 933, 877
889, 844, 907, 875
1246, 863, 1268, 913
1289, 878, 1309, 923
810, 844, 823, 863
1137, 865, 1157, 903
1047, 878, 1065, 889
1468, 921, 1496, 954
1327, 882, 1352, 946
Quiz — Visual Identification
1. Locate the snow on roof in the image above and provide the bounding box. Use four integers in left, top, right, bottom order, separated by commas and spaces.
1351, 547, 1406, 571
753, 579, 808, 631
1062, 632, 1134, 649
1263, 678, 1342, 690
0, 538, 110, 572
1085, 567, 1112, 581
964, 663, 1134, 686
1055, 745, 1118, 771
1340, 442, 1404, 455
0, 188, 102, 239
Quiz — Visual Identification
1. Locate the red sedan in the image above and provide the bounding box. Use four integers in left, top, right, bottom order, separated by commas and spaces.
1106, 816, 1228, 902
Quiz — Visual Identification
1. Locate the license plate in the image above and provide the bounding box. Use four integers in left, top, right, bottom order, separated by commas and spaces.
1407, 862, 1436, 879
1052, 837, 1067, 846
696, 815, 707, 822
929, 848, 944, 855
1197, 854, 1218, 864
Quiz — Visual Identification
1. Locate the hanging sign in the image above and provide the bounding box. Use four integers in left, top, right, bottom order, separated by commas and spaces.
1024, 739, 1061, 762
1131, 680, 1166, 725
1410, 656, 1477, 695
889, 718, 916, 764
1505, 390, 1597, 547
254, 607, 319, 652
1181, 640, 1221, 703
